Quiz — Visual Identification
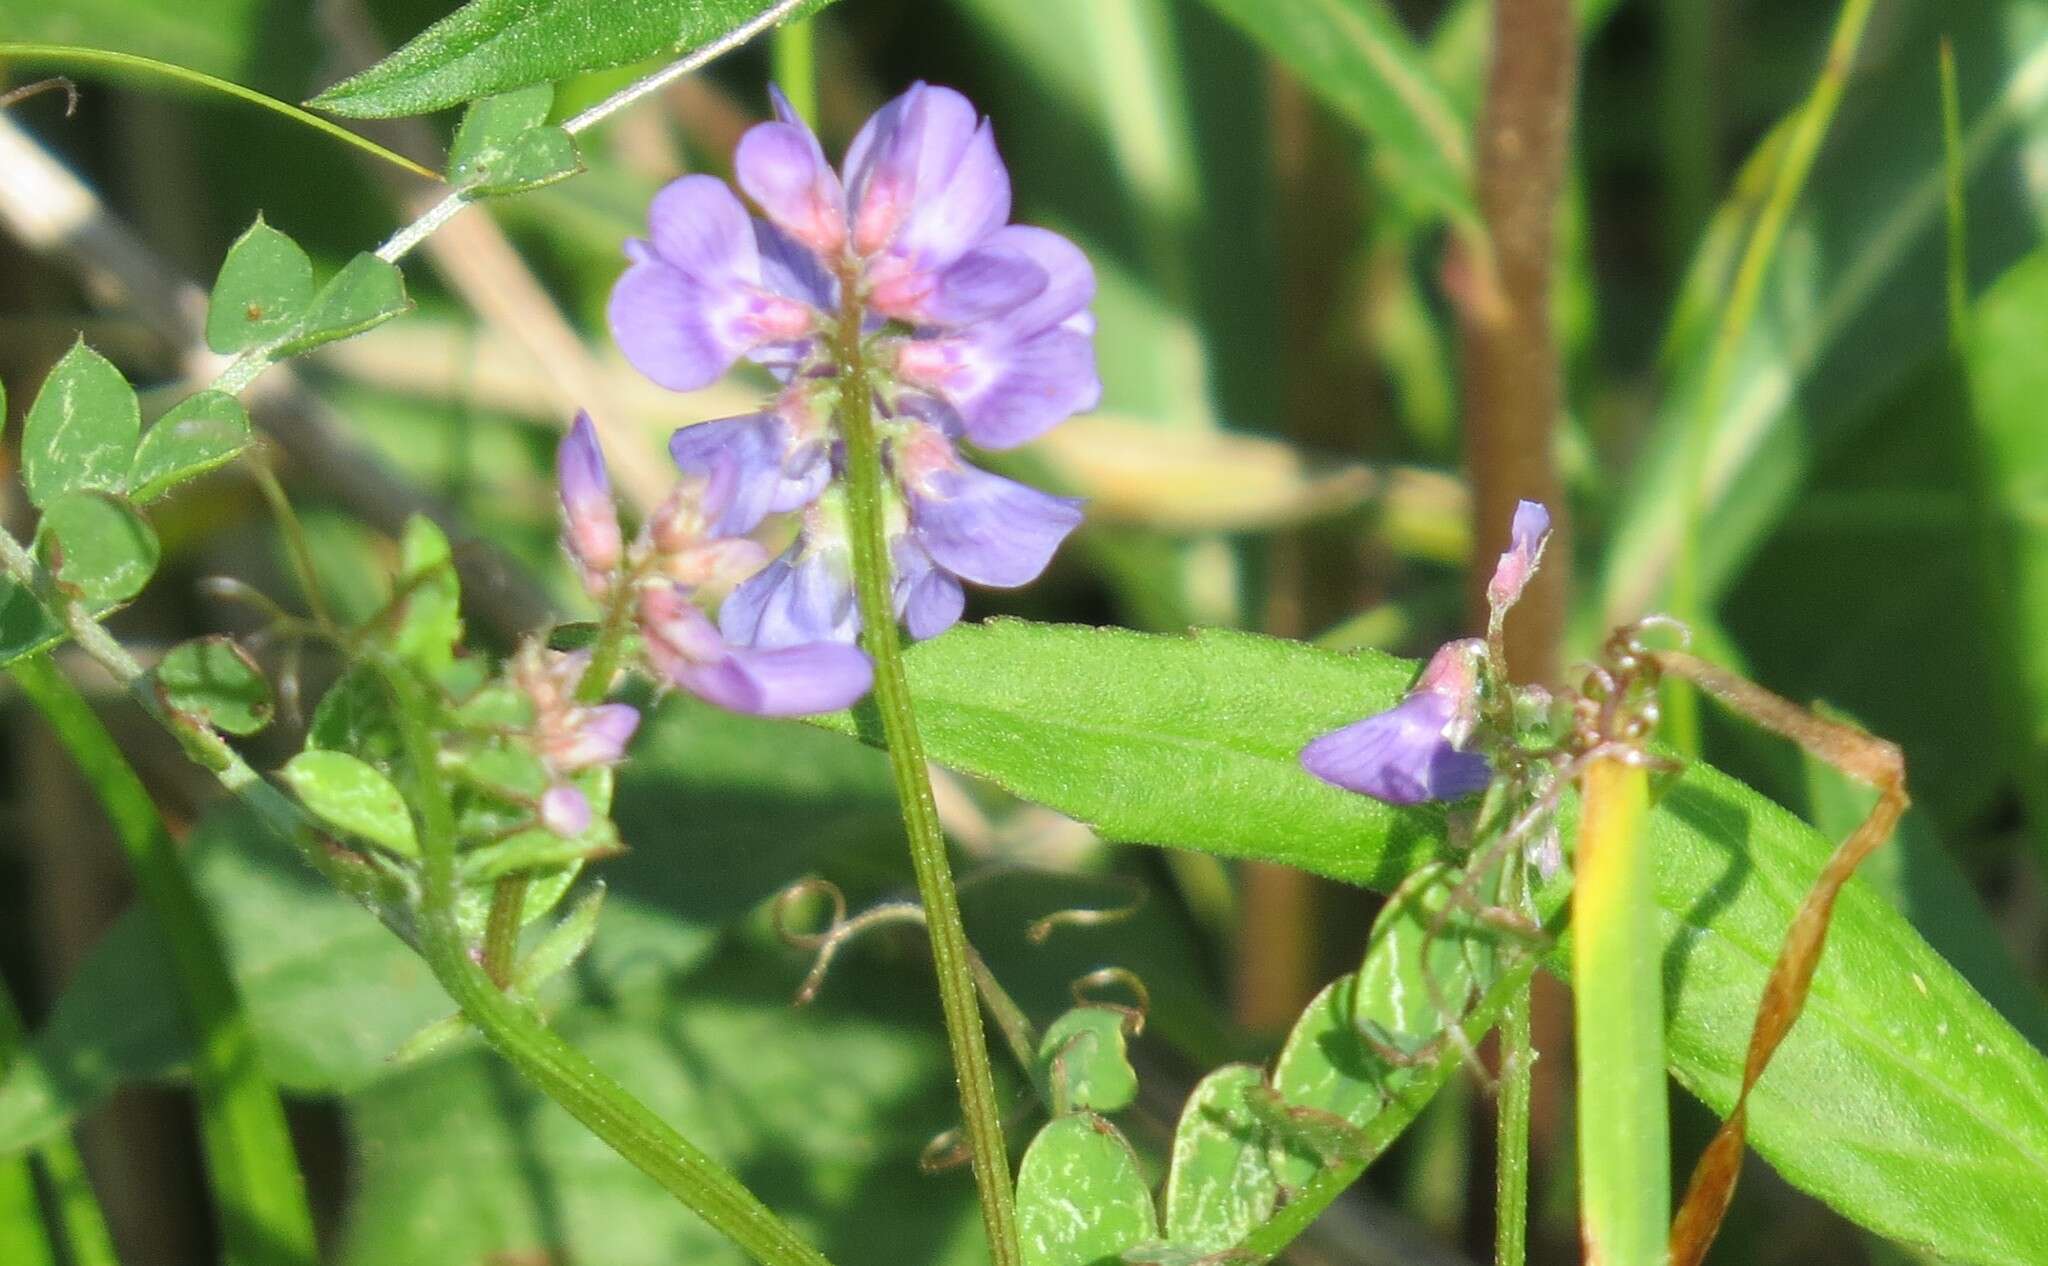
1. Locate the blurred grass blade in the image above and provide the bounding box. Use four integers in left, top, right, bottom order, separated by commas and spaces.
8, 655, 318, 1266
309, 0, 828, 118
1573, 757, 1668, 1265
1193, 0, 1473, 222
1664, 0, 1877, 750
1596, 8, 2048, 634
0, 43, 436, 178
0, 982, 59, 1266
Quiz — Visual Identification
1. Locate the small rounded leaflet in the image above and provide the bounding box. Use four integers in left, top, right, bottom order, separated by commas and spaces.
281, 749, 419, 858
37, 490, 160, 604
156, 636, 274, 736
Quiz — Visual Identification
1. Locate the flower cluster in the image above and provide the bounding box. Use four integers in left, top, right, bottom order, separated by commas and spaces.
557, 413, 873, 716
1301, 501, 1554, 804
605, 82, 1096, 656
509, 640, 641, 835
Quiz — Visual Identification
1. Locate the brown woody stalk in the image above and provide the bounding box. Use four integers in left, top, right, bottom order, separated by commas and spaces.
1458, 0, 1577, 685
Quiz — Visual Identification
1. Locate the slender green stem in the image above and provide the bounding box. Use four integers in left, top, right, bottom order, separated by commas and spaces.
771, 16, 817, 124
1495, 976, 1533, 1266
1237, 957, 1541, 1263
1667, 0, 1877, 752
829, 295, 1020, 1265
0, 978, 63, 1266
375, 658, 836, 1266
248, 456, 335, 635
9, 654, 317, 1266
0, 526, 393, 911
480, 876, 527, 987
33, 1130, 120, 1266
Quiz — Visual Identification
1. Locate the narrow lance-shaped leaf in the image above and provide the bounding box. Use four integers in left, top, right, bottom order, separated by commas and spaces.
309, 0, 835, 119
812, 620, 2048, 1265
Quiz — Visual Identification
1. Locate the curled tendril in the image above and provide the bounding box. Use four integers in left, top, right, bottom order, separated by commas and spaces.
0, 77, 79, 115
1068, 966, 1149, 1036
1025, 873, 1146, 945
770, 876, 925, 1006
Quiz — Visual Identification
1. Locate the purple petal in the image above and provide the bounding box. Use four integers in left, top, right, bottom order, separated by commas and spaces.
608, 260, 750, 392
892, 536, 966, 640
573, 703, 641, 767
540, 783, 593, 836
557, 413, 621, 577
754, 219, 838, 310
736, 120, 847, 257
1486, 498, 1554, 615
898, 325, 1101, 450
974, 225, 1095, 336
669, 413, 825, 536
893, 118, 1010, 273
675, 641, 874, 716
908, 458, 1082, 588
1300, 694, 1491, 806
645, 174, 760, 284
922, 247, 1047, 327
719, 543, 860, 648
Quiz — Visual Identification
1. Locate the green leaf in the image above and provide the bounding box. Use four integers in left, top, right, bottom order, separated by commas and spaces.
128, 391, 252, 502
1037, 1007, 1139, 1116
0, 806, 449, 1152
386, 516, 461, 674
274, 253, 411, 357
1016, 1112, 1158, 1266
816, 620, 2048, 1264
447, 84, 580, 195
341, 943, 976, 1266
37, 491, 159, 604
156, 637, 273, 735
309, 0, 833, 119
1161, 1064, 1277, 1252
1191, 0, 1473, 221
205, 217, 314, 355
282, 750, 418, 857
21, 341, 140, 508
0, 581, 64, 671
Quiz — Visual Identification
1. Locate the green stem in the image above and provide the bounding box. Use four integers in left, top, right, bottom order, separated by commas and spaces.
830, 303, 1020, 1263
8, 654, 317, 1266
770, 16, 817, 125
1495, 976, 1533, 1266
0, 978, 63, 1266
33, 1129, 120, 1266
1237, 957, 1541, 1263
375, 658, 836, 1266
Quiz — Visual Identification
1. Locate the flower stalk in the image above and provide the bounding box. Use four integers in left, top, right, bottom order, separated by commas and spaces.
830, 277, 1022, 1266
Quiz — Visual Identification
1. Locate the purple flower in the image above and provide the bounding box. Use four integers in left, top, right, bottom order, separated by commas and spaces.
640, 582, 871, 716
608, 81, 1098, 646
540, 783, 593, 837
514, 644, 642, 772
894, 423, 1082, 589
1486, 500, 1552, 619
608, 175, 822, 391
1301, 640, 1490, 806
558, 413, 622, 596
668, 397, 829, 538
